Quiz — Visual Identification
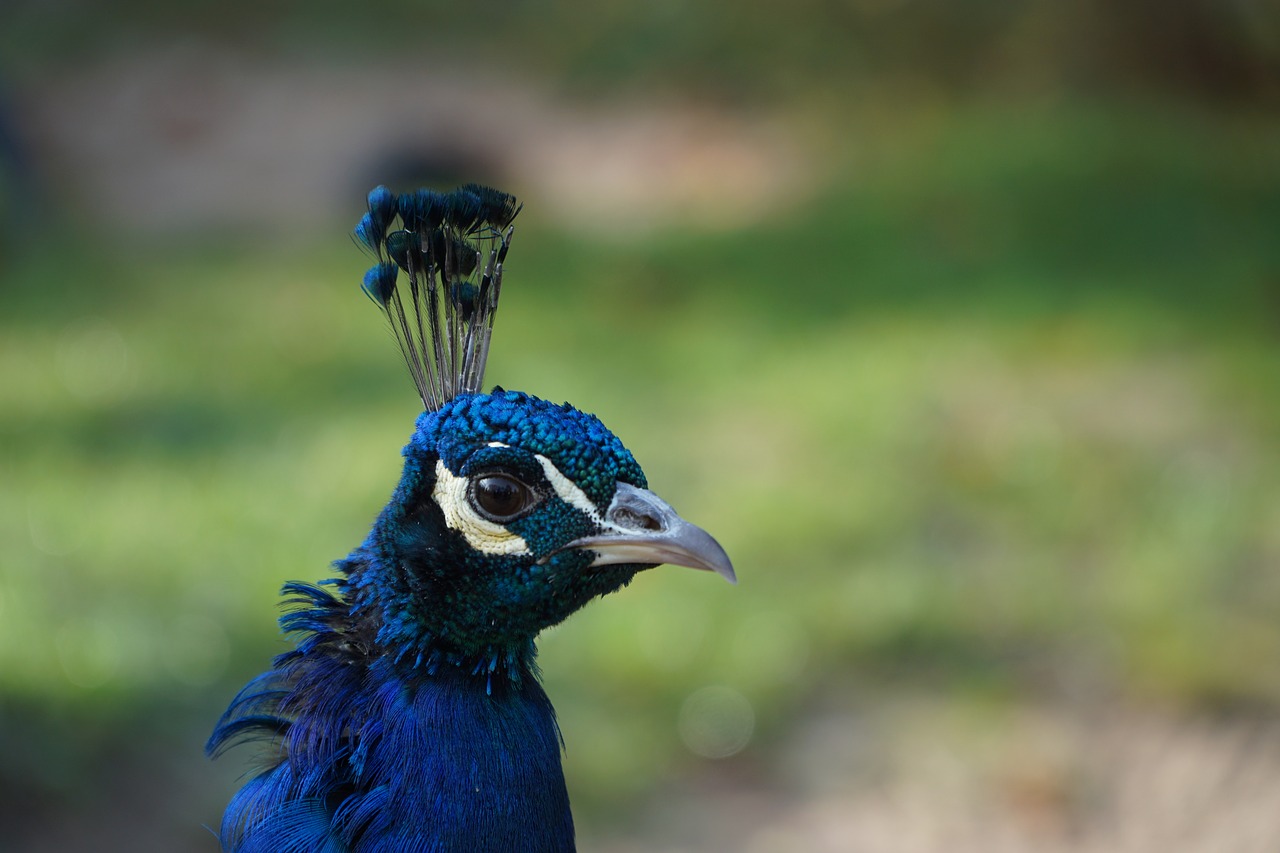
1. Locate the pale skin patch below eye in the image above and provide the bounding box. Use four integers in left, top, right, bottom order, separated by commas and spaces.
432, 460, 533, 556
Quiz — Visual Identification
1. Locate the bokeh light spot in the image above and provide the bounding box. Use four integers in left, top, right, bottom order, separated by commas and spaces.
163, 614, 231, 687
27, 496, 84, 556
678, 684, 755, 759
56, 619, 122, 689
55, 324, 131, 403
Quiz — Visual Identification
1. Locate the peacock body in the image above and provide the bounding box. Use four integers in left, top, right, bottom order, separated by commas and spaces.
208, 185, 733, 852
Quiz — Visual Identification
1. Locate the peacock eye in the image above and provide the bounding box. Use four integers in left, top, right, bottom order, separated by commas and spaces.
468, 474, 536, 522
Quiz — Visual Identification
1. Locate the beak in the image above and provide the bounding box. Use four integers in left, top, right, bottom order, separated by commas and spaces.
562, 483, 736, 584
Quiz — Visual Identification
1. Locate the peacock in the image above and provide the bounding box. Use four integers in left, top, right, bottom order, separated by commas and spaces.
207, 184, 735, 852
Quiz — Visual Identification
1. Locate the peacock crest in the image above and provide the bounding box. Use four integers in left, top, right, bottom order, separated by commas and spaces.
355, 184, 522, 411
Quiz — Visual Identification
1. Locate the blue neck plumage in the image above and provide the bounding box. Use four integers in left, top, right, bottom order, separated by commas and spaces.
343, 659, 574, 852
213, 579, 576, 852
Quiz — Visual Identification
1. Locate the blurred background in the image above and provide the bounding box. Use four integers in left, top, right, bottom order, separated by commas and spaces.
3, 1, 1280, 850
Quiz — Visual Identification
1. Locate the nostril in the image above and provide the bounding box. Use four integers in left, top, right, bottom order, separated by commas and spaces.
612, 506, 663, 532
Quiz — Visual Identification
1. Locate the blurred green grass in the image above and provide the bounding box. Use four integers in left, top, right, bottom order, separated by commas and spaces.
2, 103, 1280, 835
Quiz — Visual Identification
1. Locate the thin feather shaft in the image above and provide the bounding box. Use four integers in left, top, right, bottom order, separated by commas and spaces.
352, 184, 519, 411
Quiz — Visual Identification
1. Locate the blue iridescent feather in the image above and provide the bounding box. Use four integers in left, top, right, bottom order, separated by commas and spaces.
208, 395, 629, 851
209, 184, 733, 853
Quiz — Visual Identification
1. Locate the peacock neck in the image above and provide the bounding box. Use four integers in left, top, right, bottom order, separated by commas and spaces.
356, 658, 576, 852
326, 512, 576, 848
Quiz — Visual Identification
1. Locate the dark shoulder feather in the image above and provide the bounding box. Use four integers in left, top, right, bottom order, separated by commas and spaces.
207, 582, 373, 852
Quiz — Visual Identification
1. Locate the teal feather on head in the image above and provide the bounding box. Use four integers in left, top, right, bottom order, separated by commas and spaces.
354, 183, 520, 411
360, 261, 398, 307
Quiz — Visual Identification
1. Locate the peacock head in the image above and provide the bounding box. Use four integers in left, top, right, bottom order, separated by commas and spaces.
347, 184, 732, 669
358, 391, 732, 660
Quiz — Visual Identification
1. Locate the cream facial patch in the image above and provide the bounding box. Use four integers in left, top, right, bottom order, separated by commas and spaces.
534, 454, 604, 523
432, 460, 533, 556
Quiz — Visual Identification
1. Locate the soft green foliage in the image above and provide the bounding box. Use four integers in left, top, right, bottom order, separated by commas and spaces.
4, 1, 1276, 108
2, 105, 1279, 832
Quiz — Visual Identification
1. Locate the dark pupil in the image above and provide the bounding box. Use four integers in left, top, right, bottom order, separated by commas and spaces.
475, 476, 526, 519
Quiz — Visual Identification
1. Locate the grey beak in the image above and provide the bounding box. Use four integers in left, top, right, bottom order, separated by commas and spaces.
563, 483, 736, 584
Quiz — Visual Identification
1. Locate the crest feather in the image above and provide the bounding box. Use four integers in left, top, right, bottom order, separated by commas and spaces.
355, 184, 520, 411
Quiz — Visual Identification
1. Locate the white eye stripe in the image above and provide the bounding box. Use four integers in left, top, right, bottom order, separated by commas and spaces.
534, 454, 604, 524
432, 460, 532, 556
